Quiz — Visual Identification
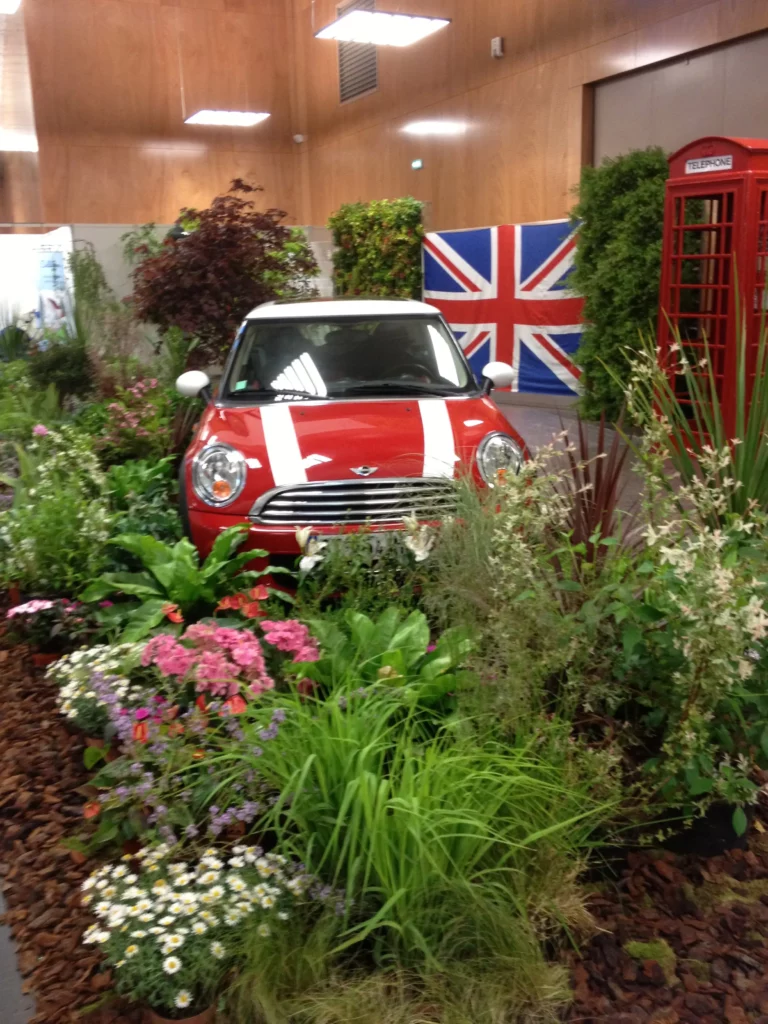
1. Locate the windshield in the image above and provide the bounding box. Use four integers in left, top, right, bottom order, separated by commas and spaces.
222, 316, 474, 399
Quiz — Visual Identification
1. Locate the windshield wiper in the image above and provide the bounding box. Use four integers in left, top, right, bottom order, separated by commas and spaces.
230, 387, 327, 401
331, 381, 458, 396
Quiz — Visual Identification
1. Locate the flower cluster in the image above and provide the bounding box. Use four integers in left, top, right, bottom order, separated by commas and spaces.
260, 620, 319, 663
142, 624, 274, 699
81, 844, 308, 1015
6, 597, 91, 651
49, 643, 148, 734
96, 378, 175, 462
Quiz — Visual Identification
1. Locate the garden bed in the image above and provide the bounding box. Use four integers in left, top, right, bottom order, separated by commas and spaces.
0, 639, 139, 1024
565, 827, 768, 1024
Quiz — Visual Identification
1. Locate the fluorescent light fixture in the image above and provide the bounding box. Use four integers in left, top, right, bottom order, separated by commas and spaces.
185, 110, 270, 127
411, 158, 423, 170
316, 10, 450, 47
0, 129, 38, 152
402, 120, 467, 136
0, 0, 22, 13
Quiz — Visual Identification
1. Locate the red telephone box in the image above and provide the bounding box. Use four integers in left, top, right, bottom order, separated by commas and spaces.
659, 136, 768, 432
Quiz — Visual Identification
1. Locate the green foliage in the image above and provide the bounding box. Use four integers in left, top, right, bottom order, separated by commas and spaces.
626, 304, 768, 523
0, 427, 112, 594
105, 457, 182, 561
328, 197, 424, 299
570, 147, 668, 420
0, 381, 65, 443
231, 687, 611, 973
28, 334, 94, 399
81, 525, 283, 640
120, 222, 165, 267
0, 309, 31, 362
300, 607, 471, 717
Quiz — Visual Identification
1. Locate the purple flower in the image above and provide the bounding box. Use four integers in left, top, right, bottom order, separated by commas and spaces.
130, 762, 143, 775
259, 724, 278, 742
114, 786, 131, 800
251, 746, 263, 758
134, 708, 151, 721
185, 824, 199, 838
272, 708, 287, 723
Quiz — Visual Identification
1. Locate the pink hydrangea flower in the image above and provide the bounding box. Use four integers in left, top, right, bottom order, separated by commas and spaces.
7, 599, 55, 618
32, 424, 49, 437
261, 620, 320, 662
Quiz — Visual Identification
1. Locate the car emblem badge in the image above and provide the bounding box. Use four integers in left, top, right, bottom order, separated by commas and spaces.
351, 466, 378, 477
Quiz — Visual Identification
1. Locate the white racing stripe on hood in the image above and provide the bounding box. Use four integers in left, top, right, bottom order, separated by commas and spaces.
419, 399, 457, 479
261, 404, 308, 487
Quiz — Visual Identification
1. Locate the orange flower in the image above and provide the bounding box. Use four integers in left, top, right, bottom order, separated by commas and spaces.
132, 721, 149, 743
196, 695, 209, 713
83, 801, 101, 820
167, 721, 185, 738
162, 603, 184, 624
192, 749, 206, 760
223, 695, 247, 715
215, 595, 242, 613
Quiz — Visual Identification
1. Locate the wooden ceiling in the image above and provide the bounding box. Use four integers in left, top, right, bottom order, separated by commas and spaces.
23, 0, 301, 223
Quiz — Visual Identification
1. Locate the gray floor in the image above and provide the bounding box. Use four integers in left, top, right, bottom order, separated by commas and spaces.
0, 892, 35, 1023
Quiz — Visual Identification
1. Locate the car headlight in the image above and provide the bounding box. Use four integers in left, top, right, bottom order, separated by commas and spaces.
476, 432, 523, 486
191, 444, 247, 507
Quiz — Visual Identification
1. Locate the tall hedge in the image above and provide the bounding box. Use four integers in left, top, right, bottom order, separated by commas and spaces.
570, 147, 669, 420
328, 197, 424, 298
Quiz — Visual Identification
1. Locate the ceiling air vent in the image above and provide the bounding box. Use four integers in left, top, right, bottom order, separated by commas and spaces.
338, 0, 378, 104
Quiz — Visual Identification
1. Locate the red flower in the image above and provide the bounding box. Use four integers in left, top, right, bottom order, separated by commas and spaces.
223, 695, 247, 715
132, 721, 149, 743
162, 603, 184, 624
215, 595, 242, 613
196, 694, 209, 713
296, 678, 317, 698
83, 801, 101, 820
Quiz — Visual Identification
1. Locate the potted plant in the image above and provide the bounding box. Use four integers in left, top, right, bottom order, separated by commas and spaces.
5, 598, 94, 666
81, 842, 305, 1021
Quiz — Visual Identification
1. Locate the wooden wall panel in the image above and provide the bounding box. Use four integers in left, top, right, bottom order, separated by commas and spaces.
24, 0, 299, 224
296, 0, 768, 230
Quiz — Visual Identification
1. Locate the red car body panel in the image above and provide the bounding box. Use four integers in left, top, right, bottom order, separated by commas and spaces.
183, 394, 523, 559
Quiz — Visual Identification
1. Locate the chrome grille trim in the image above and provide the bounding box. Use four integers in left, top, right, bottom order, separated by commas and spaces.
249, 477, 457, 526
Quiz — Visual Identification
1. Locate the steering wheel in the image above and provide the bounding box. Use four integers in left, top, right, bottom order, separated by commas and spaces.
388, 363, 434, 380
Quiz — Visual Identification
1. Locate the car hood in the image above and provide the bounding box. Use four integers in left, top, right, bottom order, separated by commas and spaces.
186, 394, 520, 515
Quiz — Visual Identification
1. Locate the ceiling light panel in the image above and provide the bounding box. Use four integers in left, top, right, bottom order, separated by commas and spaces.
185, 110, 270, 127
402, 120, 467, 136
316, 11, 450, 47
0, 1, 22, 14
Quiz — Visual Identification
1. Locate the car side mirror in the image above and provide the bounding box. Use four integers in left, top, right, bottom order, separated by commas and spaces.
481, 361, 515, 395
176, 370, 212, 404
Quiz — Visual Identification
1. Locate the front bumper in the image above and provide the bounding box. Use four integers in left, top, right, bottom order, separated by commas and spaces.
188, 509, 409, 560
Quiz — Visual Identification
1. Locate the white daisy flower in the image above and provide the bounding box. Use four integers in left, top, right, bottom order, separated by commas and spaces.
139, 913, 154, 923
124, 944, 139, 958
95, 901, 111, 916
228, 856, 245, 868
208, 886, 225, 901
228, 876, 247, 893
130, 930, 147, 939
175, 991, 193, 1009
163, 956, 182, 975
257, 923, 271, 938
210, 941, 225, 959
168, 864, 186, 876
163, 934, 184, 950
169, 902, 183, 915
179, 893, 197, 906
112, 866, 128, 879
191, 921, 207, 935
149, 927, 165, 935
198, 871, 220, 886
159, 916, 175, 927
277, 912, 289, 921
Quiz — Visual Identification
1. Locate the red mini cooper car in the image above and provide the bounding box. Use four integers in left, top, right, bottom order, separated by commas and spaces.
176, 299, 525, 561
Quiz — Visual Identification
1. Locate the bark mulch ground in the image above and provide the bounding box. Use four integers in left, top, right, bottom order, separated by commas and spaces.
0, 641, 139, 1024
8, 634, 768, 1024
564, 832, 768, 1024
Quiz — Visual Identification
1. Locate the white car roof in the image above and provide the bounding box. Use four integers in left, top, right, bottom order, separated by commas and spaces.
244, 299, 443, 320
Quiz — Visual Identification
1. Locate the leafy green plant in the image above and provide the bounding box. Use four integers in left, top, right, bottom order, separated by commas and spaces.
120, 222, 165, 267
0, 381, 65, 442
28, 334, 94, 399
129, 181, 319, 365
105, 457, 182, 561
0, 427, 112, 594
328, 197, 424, 298
625, 301, 768, 524
227, 687, 611, 973
0, 308, 31, 362
81, 525, 286, 640
299, 607, 472, 716
570, 147, 668, 420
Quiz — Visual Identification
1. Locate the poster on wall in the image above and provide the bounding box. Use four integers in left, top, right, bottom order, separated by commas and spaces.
422, 220, 585, 396
0, 226, 74, 339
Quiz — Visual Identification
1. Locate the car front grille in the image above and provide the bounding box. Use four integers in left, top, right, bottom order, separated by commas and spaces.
249, 477, 457, 526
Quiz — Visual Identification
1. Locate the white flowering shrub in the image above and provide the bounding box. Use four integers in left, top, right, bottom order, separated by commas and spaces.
48, 643, 147, 735
81, 844, 309, 1016
0, 426, 112, 594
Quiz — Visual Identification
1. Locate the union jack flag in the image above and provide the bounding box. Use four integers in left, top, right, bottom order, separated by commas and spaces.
423, 221, 585, 395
